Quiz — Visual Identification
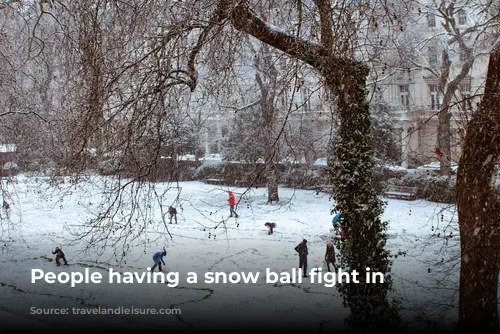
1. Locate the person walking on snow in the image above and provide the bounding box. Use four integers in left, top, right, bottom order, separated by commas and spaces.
151, 249, 166, 272
52, 246, 68, 266
294, 239, 309, 277
227, 191, 239, 218
168, 206, 178, 224
325, 240, 336, 272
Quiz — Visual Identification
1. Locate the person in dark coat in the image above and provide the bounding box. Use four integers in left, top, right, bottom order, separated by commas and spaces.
52, 246, 68, 266
227, 191, 239, 218
264, 222, 276, 235
151, 249, 167, 272
3, 200, 10, 219
168, 206, 178, 224
325, 240, 336, 272
294, 239, 308, 277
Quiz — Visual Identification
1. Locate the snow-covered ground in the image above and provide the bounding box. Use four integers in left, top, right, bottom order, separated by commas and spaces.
0, 174, 476, 331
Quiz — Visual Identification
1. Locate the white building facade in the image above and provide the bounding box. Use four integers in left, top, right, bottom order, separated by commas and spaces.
197, 1, 494, 168
371, 0, 491, 167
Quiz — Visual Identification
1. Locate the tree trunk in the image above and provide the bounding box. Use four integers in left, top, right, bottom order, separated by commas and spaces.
325, 61, 400, 330
456, 45, 500, 330
227, 2, 398, 329
437, 110, 452, 174
254, 46, 280, 204
437, 50, 452, 175
68, 4, 106, 172
436, 49, 473, 176
266, 162, 279, 203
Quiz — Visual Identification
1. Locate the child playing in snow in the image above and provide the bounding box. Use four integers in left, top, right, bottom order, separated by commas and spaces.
151, 249, 167, 272
52, 246, 68, 266
264, 222, 276, 235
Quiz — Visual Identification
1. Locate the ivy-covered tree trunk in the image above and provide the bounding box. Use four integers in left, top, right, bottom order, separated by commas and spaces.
456, 45, 500, 331
327, 61, 400, 330
325, 62, 399, 330
218, 1, 400, 329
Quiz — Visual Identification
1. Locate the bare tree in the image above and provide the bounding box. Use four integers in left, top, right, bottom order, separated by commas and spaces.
393, 1, 498, 173
4, 1, 500, 330
253, 43, 281, 203
0, 2, 65, 171
8, 1, 407, 329
132, 0, 401, 329
431, 1, 496, 175
221, 38, 292, 202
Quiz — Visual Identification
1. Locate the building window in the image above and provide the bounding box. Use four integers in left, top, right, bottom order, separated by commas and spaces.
427, 13, 436, 27
399, 84, 410, 107
429, 84, 442, 110
457, 9, 467, 25
428, 46, 438, 66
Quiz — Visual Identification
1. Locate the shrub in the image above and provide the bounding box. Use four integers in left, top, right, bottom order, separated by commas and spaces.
390, 171, 456, 204
280, 165, 327, 189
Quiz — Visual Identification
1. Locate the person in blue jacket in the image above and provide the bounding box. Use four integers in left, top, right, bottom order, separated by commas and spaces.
332, 211, 342, 236
151, 249, 167, 272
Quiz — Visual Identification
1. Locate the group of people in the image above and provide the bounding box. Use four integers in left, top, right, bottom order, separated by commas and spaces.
230, 189, 339, 275
52, 240, 336, 276
51, 192, 340, 278
294, 238, 337, 277
294, 210, 342, 275
164, 190, 238, 225
138, 240, 337, 276
228, 191, 275, 236
51, 246, 168, 272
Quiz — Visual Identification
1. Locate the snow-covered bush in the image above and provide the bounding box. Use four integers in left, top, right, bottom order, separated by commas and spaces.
391, 172, 456, 203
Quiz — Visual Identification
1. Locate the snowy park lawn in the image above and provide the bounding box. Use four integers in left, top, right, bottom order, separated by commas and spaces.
0, 174, 476, 331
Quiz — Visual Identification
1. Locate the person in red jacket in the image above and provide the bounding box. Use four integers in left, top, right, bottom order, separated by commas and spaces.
227, 191, 239, 218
